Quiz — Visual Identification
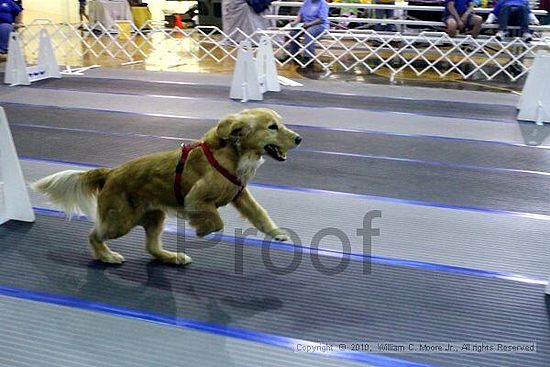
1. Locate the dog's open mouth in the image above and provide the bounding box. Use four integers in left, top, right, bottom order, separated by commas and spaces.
264, 144, 287, 161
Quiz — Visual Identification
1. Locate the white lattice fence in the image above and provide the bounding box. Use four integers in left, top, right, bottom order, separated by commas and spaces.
16, 19, 550, 82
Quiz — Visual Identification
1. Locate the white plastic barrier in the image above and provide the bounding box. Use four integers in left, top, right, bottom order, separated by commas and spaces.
4, 29, 61, 86
15, 20, 550, 82
230, 40, 263, 102
255, 36, 281, 94
230, 36, 281, 102
0, 107, 35, 225
517, 51, 550, 125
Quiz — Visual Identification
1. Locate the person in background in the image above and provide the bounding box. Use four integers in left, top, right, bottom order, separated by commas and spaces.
222, 0, 275, 43
0, 0, 22, 55
338, 0, 361, 29
374, 0, 396, 32
79, 0, 89, 23
443, 0, 483, 37
286, 0, 330, 62
485, 0, 540, 41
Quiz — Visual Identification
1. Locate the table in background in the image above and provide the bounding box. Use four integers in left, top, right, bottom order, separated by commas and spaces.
89, 0, 133, 31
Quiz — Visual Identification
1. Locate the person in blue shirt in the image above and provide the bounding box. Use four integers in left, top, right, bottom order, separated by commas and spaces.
0, 0, 22, 54
286, 0, 329, 63
443, 0, 482, 37
485, 0, 539, 41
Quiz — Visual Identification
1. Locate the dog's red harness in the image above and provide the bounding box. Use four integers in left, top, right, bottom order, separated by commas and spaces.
174, 142, 245, 206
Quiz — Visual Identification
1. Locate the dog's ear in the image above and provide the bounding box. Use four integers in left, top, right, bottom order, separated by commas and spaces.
216, 115, 251, 140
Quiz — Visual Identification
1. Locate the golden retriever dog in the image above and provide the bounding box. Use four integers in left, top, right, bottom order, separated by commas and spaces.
32, 108, 302, 265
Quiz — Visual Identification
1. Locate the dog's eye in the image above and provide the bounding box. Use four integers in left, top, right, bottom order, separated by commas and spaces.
268, 124, 278, 130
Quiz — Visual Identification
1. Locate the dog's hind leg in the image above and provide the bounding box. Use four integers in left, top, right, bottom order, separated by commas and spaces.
88, 194, 140, 264
89, 222, 129, 264
141, 210, 191, 265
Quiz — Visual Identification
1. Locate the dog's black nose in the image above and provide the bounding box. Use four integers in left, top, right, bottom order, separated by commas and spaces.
295, 136, 303, 145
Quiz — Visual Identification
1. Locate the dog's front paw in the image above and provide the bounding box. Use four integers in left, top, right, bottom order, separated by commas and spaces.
269, 229, 290, 242
274, 234, 290, 242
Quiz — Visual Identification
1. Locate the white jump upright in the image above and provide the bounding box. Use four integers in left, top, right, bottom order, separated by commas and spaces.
517, 51, 550, 125
230, 38, 281, 102
4, 29, 61, 86
230, 40, 263, 102
255, 36, 281, 94
0, 107, 35, 225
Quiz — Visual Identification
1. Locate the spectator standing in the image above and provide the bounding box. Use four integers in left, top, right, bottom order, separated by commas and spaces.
0, 0, 22, 55
485, 0, 539, 41
286, 0, 330, 62
222, 0, 275, 43
443, 0, 483, 37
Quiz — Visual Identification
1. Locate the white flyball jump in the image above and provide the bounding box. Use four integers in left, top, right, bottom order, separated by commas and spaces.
230, 36, 281, 102
0, 107, 35, 225
518, 51, 550, 125
255, 36, 281, 95
4, 29, 61, 86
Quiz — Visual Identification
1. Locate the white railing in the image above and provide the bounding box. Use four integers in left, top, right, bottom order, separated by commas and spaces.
268, 1, 550, 31
270, 1, 548, 15
16, 19, 550, 82
266, 14, 550, 30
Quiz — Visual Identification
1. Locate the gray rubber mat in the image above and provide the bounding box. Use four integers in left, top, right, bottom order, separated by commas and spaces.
71, 68, 522, 106
0, 87, 541, 146
4, 103, 550, 173
22, 159, 550, 279
11, 125, 550, 215
0, 216, 548, 367
1, 296, 367, 367
27, 77, 518, 122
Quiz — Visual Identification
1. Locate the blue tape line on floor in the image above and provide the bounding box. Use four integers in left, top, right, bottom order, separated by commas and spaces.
21, 156, 550, 221
0, 284, 435, 367
290, 124, 550, 150
249, 182, 550, 222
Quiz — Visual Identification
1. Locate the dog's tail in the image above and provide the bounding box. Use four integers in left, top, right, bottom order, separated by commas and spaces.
31, 168, 110, 220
